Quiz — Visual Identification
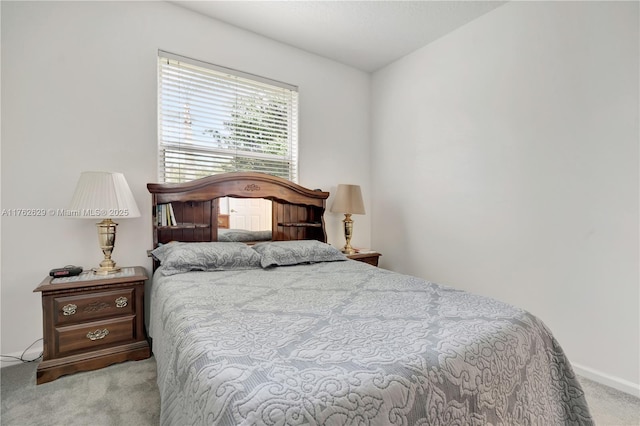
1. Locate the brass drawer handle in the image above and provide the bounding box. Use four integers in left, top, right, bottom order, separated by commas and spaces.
115, 297, 128, 308
86, 329, 109, 341
62, 304, 77, 316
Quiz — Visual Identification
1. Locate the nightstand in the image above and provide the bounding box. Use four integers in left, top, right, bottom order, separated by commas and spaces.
33, 266, 150, 384
347, 251, 381, 267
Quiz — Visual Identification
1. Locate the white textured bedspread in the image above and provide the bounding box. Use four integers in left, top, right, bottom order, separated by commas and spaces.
149, 260, 592, 425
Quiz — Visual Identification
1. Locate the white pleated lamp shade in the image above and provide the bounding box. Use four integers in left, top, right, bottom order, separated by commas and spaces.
68, 171, 141, 219
330, 184, 365, 215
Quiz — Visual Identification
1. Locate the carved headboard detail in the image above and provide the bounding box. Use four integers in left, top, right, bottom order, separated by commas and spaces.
147, 172, 330, 248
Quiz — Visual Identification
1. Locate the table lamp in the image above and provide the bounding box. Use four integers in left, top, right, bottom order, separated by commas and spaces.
68, 171, 141, 274
330, 184, 365, 255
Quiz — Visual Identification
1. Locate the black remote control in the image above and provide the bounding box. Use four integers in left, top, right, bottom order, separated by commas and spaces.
49, 265, 83, 278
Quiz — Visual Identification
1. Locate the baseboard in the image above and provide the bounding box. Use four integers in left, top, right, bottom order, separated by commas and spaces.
0, 345, 43, 368
573, 363, 640, 398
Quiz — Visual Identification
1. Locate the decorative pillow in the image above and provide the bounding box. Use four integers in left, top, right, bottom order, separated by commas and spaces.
150, 242, 262, 276
253, 240, 347, 268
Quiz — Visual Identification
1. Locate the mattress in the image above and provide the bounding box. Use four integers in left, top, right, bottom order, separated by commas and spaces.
149, 260, 592, 425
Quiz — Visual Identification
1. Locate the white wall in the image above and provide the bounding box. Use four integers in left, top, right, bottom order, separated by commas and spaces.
0, 1, 370, 358
372, 1, 639, 394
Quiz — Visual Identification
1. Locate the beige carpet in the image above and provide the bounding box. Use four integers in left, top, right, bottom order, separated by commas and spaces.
1, 357, 638, 425
1, 358, 159, 425
579, 375, 640, 426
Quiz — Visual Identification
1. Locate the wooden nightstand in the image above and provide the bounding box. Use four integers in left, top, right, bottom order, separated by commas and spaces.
347, 251, 381, 267
33, 266, 150, 384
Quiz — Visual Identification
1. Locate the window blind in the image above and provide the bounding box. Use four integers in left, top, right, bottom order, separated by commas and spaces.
158, 51, 299, 183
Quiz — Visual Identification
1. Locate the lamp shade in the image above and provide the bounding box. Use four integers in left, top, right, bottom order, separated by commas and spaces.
330, 184, 365, 215
68, 171, 141, 219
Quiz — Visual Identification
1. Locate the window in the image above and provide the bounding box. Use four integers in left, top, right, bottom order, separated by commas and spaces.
158, 51, 299, 183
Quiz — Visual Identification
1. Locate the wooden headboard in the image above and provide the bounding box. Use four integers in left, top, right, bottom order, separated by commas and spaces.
147, 172, 330, 248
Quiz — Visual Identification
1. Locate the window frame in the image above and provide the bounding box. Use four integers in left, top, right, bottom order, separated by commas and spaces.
157, 51, 299, 183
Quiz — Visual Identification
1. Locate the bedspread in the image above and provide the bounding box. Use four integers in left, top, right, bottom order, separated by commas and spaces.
149, 260, 592, 425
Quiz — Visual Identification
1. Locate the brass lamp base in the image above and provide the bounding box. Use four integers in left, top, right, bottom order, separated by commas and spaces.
93, 218, 120, 275
92, 266, 122, 275
340, 213, 356, 255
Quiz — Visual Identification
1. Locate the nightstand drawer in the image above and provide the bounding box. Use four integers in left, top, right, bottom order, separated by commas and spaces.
54, 288, 135, 325
55, 316, 136, 355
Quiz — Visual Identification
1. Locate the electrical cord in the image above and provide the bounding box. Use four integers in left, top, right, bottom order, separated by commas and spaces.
0, 338, 43, 363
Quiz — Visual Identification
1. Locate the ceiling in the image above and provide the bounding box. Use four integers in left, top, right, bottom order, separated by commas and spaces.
170, 1, 507, 72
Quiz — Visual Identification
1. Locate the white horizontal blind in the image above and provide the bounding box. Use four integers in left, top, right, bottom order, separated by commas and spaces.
158, 52, 299, 183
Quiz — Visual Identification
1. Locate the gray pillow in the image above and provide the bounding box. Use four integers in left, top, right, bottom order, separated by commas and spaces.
253, 240, 347, 268
151, 242, 262, 276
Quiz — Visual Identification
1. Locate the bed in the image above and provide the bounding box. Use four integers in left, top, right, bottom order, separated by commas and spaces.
147, 172, 593, 425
